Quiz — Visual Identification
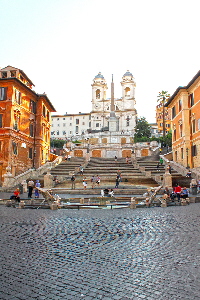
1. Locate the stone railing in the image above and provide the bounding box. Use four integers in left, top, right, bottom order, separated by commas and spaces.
2, 156, 63, 189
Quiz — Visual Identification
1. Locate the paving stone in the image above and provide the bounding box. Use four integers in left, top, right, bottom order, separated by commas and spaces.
0, 205, 200, 299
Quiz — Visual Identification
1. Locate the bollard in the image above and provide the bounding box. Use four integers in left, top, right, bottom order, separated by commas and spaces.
130, 197, 136, 209
50, 203, 58, 210
80, 198, 84, 204
181, 199, 187, 206
19, 201, 25, 209
161, 199, 167, 208
6, 200, 13, 207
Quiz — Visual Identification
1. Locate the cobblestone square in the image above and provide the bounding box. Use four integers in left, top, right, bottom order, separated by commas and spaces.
0, 204, 200, 299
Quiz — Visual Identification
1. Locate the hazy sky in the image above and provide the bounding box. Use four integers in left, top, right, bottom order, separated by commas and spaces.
1, 0, 199, 122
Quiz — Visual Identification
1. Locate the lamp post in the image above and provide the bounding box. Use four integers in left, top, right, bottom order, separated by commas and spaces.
186, 147, 189, 168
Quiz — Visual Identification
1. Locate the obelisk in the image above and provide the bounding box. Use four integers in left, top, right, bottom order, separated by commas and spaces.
109, 74, 118, 132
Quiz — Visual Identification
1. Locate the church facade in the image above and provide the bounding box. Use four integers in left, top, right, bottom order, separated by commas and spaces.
51, 70, 137, 139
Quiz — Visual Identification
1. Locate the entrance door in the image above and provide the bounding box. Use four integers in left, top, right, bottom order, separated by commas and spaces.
92, 150, 101, 157
141, 149, 148, 156
122, 150, 132, 157
74, 150, 83, 157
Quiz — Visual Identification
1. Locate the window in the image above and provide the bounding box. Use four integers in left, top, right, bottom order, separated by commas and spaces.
96, 123, 99, 127
178, 99, 182, 111
96, 89, 100, 99
30, 123, 34, 137
57, 124, 60, 127
126, 116, 130, 127
89, 115, 91, 120
70, 123, 72, 126
192, 120, 196, 133
82, 122, 85, 125
160, 123, 163, 127
52, 124, 54, 127
125, 87, 130, 96
180, 124, 182, 137
0, 114, 2, 128
47, 111, 49, 122
13, 117, 18, 130
192, 145, 197, 157
198, 119, 200, 130
70, 117, 72, 120
1, 72, 7, 78
173, 129, 176, 141
189, 93, 194, 107
63, 118, 65, 120
75, 126, 78, 133
0, 87, 7, 100
89, 122, 91, 127
30, 100, 36, 114
15, 90, 21, 104
76, 119, 79, 124
175, 151, 177, 161
57, 130, 59, 135
63, 130, 66, 135
43, 105, 46, 117
181, 148, 183, 159
29, 148, 33, 159
70, 131, 72, 134
172, 106, 176, 119
12, 142, 18, 155
63, 123, 66, 127
10, 71, 16, 77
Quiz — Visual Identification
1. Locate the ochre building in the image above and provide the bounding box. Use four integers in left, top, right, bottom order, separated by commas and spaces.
156, 103, 171, 137
165, 70, 200, 168
0, 66, 56, 183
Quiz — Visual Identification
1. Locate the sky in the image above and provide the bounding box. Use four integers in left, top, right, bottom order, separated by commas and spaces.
0, 0, 199, 123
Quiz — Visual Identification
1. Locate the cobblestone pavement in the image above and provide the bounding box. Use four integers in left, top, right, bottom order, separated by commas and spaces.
0, 205, 200, 300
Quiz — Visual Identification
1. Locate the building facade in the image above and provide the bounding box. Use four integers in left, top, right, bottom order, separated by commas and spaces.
156, 103, 171, 137
0, 65, 56, 183
51, 70, 137, 140
165, 70, 200, 169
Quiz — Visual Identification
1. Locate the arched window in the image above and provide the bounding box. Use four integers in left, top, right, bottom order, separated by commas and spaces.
125, 87, 130, 96
96, 89, 100, 99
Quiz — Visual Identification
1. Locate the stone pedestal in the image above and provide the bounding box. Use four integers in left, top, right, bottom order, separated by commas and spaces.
21, 180, 28, 193
44, 171, 54, 188
163, 172, 172, 188
3, 166, 14, 188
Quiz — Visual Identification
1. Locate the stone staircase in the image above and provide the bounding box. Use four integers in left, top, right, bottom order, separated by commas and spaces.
50, 157, 85, 177
136, 156, 191, 187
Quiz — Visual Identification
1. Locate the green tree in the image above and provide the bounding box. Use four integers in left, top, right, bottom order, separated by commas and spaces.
157, 90, 170, 138
134, 117, 151, 142
50, 139, 65, 148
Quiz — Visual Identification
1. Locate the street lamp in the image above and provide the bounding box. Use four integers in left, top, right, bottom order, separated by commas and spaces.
186, 147, 189, 168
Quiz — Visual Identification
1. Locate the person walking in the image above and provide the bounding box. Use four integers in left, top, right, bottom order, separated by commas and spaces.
117, 170, 122, 182
28, 179, 34, 198
35, 180, 41, 198
80, 165, 84, 175
96, 175, 100, 186
71, 175, 76, 189
156, 163, 160, 171
159, 157, 163, 165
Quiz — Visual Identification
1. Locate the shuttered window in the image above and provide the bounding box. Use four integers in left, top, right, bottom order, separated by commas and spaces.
0, 115, 2, 128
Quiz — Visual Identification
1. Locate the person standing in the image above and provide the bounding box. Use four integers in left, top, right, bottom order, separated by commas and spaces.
35, 180, 41, 198
174, 184, 182, 201
96, 175, 100, 186
83, 177, 87, 189
91, 175, 95, 189
28, 179, 34, 198
71, 175, 76, 189
115, 176, 120, 188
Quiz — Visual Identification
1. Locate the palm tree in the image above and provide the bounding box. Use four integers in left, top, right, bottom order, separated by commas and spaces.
157, 91, 170, 138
